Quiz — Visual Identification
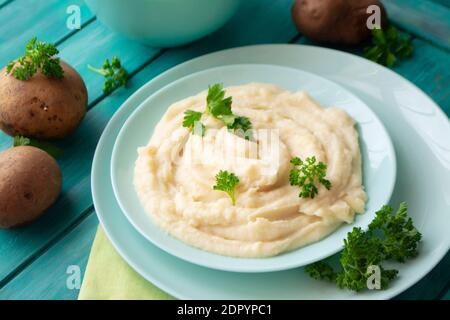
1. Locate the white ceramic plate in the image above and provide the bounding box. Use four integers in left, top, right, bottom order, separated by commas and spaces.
110, 64, 396, 272
92, 44, 450, 299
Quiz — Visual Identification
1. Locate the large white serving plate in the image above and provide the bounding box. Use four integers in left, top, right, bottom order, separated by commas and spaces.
110, 63, 396, 272
92, 44, 450, 299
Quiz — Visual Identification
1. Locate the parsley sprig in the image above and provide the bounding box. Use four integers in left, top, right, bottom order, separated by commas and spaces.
206, 83, 233, 117
6, 37, 64, 80
305, 202, 421, 291
182, 110, 205, 136
213, 170, 240, 205
335, 227, 399, 291
88, 57, 128, 94
13, 135, 64, 158
182, 84, 252, 139
368, 202, 422, 262
289, 156, 331, 199
207, 84, 252, 137
364, 25, 413, 67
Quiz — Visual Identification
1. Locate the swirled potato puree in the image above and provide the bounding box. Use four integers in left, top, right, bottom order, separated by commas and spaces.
134, 83, 366, 257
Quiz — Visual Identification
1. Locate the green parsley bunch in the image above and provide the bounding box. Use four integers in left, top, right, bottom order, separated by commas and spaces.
364, 25, 413, 67
289, 156, 331, 199
213, 170, 240, 205
305, 202, 421, 291
88, 56, 128, 94
7, 37, 64, 80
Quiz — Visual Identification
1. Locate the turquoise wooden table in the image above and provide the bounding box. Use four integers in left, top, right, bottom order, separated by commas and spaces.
0, 0, 449, 300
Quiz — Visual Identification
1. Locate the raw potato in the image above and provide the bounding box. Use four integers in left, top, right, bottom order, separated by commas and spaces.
0, 146, 62, 228
0, 60, 87, 139
291, 0, 387, 45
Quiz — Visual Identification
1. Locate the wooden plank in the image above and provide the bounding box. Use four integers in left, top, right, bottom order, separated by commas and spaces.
0, 22, 161, 285
381, 0, 450, 51
56, 22, 160, 107
429, 0, 450, 8
0, 0, 13, 8
0, 0, 298, 288
0, 211, 98, 300
0, 0, 95, 68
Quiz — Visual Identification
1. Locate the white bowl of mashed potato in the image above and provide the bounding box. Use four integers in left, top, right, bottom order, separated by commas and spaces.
111, 64, 396, 272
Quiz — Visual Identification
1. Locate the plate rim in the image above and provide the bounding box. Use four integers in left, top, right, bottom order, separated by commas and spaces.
92, 43, 450, 299
109, 62, 397, 272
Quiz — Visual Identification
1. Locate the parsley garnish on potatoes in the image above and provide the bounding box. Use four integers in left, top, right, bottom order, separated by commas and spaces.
182, 110, 205, 137
183, 84, 253, 139
88, 56, 128, 94
6, 37, 64, 80
305, 202, 421, 291
213, 170, 240, 205
289, 156, 331, 198
207, 83, 252, 137
368, 202, 422, 262
206, 83, 233, 117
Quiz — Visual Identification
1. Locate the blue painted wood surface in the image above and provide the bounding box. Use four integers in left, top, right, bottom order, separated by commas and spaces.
431, 0, 450, 7
0, 0, 12, 8
0, 0, 448, 300
0, 0, 95, 68
382, 0, 450, 51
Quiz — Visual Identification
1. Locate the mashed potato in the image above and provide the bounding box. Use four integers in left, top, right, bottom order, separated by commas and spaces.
134, 83, 366, 257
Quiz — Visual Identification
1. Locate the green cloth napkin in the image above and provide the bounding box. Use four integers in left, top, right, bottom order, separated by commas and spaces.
78, 226, 174, 300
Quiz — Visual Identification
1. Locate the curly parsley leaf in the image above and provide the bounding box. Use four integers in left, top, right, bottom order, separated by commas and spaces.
289, 156, 331, 198
88, 56, 128, 94
369, 202, 422, 262
306, 228, 399, 292
364, 25, 413, 68
336, 227, 398, 291
13, 135, 64, 158
305, 261, 337, 282
6, 37, 64, 80
305, 202, 420, 292
213, 170, 240, 205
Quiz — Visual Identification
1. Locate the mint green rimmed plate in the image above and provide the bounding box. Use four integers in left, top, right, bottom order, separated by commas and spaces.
93, 45, 450, 299
110, 64, 396, 272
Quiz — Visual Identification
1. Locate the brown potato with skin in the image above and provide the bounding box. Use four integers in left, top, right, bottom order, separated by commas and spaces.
0, 146, 62, 228
0, 60, 87, 139
291, 0, 387, 45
